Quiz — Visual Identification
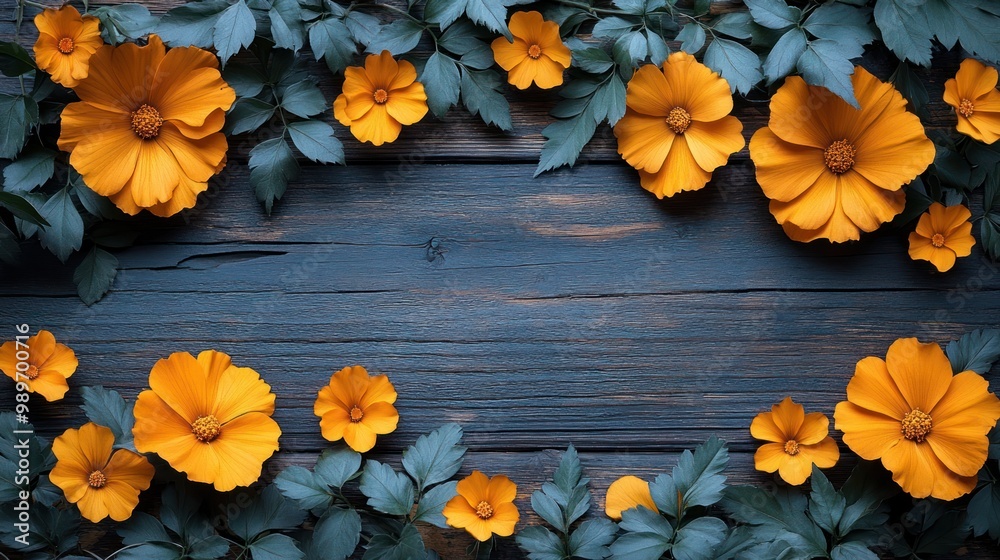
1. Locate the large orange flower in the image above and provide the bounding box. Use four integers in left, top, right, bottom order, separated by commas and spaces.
751, 67, 935, 243
604, 475, 656, 520
750, 397, 839, 486
334, 50, 428, 146
614, 52, 745, 198
443, 471, 519, 541
50, 423, 154, 523
0, 330, 77, 402
33, 5, 103, 88
491, 11, 571, 90
58, 35, 235, 217
132, 350, 281, 491
944, 58, 1000, 144
834, 338, 1000, 500
314, 365, 398, 453
908, 203, 975, 272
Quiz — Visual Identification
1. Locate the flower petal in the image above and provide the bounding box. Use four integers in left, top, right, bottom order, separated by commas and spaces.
753, 443, 786, 474
846, 356, 909, 420
637, 137, 712, 197
104, 449, 155, 492
343, 421, 378, 453
152, 48, 234, 126
604, 475, 655, 519
349, 103, 402, 146
750, 411, 786, 444
800, 437, 840, 468
662, 51, 733, 122
839, 172, 906, 232
486, 474, 517, 505
833, 401, 902, 460
456, 470, 490, 505
614, 110, 676, 172
767, 76, 831, 149
492, 36, 530, 71
769, 397, 804, 440
625, 63, 674, 117
768, 171, 838, 230
683, 115, 745, 172
209, 412, 281, 490
359, 401, 399, 435
385, 82, 428, 125
885, 338, 952, 412
750, 127, 826, 202
881, 439, 977, 500
795, 412, 831, 446
488, 501, 520, 536
777, 452, 815, 486
508, 11, 545, 44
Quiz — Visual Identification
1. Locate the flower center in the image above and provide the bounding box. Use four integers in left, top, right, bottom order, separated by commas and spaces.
24, 364, 39, 380
475, 500, 494, 519
527, 44, 542, 59
901, 409, 932, 442
824, 139, 856, 174
88, 470, 107, 488
783, 440, 799, 456
349, 405, 364, 422
931, 233, 946, 248
958, 99, 975, 118
665, 107, 692, 135
373, 89, 388, 104
191, 415, 222, 442
130, 104, 163, 139
57, 37, 75, 54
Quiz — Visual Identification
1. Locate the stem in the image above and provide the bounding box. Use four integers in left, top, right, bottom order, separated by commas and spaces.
556, 0, 631, 16
18, 75, 26, 96
21, 0, 48, 9
371, 2, 425, 26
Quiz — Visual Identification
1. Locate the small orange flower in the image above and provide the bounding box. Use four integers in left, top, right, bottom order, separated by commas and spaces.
314, 365, 399, 453
33, 5, 103, 88
491, 11, 571, 90
908, 203, 975, 272
614, 52, 745, 198
604, 475, 656, 520
334, 51, 428, 146
0, 330, 77, 402
751, 397, 840, 485
443, 471, 519, 541
49, 423, 154, 523
944, 59, 1000, 144
834, 338, 1000, 500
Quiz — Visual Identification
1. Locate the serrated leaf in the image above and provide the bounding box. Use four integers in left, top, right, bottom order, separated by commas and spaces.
288, 120, 344, 164
460, 67, 512, 130
676, 23, 706, 54
704, 38, 762, 95
0, 94, 35, 159
0, 41, 36, 76
968, 481, 1000, 540
460, 44, 495, 70
359, 460, 416, 516
275, 466, 333, 510
535, 106, 598, 176
314, 446, 363, 488
230, 485, 307, 542
226, 98, 275, 135
645, 30, 669, 64
807, 466, 845, 534
0, 223, 21, 265
516, 526, 565, 560
711, 12, 753, 39
250, 533, 303, 560
402, 423, 466, 491
610, 508, 673, 560
214, 0, 256, 64
984, 171, 1000, 260
424, 0, 468, 29
891, 61, 929, 118
464, 0, 519, 36
744, 0, 801, 29
873, 0, 932, 66
593, 16, 637, 39
672, 436, 729, 515
92, 4, 157, 43
37, 189, 83, 262
367, 19, 424, 55
157, 0, 229, 48
803, 3, 875, 49
421, 52, 461, 117
345, 11, 380, 45
6, 191, 47, 235
764, 28, 806, 84
79, 386, 133, 449
249, 137, 299, 213
269, 0, 305, 52
796, 39, 859, 108
553, 444, 583, 493
3, 148, 55, 193
946, 329, 1000, 375
612, 31, 647, 67
572, 47, 615, 73
721, 486, 828, 558
532, 488, 567, 532
118, 512, 172, 545
831, 541, 878, 560
223, 63, 267, 97
362, 523, 425, 560
309, 507, 361, 560
309, 18, 357, 73
672, 517, 728, 560
568, 518, 617, 559
413, 480, 457, 528
922, 0, 1000, 64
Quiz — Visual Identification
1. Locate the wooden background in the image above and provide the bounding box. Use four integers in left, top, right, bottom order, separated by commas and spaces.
3, 1, 1000, 557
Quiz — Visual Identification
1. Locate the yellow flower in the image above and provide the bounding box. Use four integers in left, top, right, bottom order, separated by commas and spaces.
604, 475, 656, 520
58, 35, 235, 217
443, 471, 519, 541
751, 397, 840, 486
314, 365, 399, 453
491, 11, 571, 90
334, 50, 428, 146
49, 423, 154, 523
614, 52, 745, 198
0, 330, 77, 402
132, 350, 281, 491
834, 338, 1000, 500
944, 58, 1000, 144
32, 5, 103, 88
908, 203, 975, 272
750, 67, 935, 243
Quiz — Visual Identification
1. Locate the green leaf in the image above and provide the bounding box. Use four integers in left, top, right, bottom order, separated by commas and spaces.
287, 120, 344, 164
230, 485, 307, 542
0, 223, 20, 265
0, 41, 35, 77
802, 3, 875, 50
645, 30, 669, 64
424, 0, 469, 31
249, 137, 299, 214
837, 461, 894, 534
362, 523, 425, 560
0, 94, 36, 159
314, 446, 363, 488
610, 508, 673, 560
214, 0, 256, 64
711, 12, 753, 40
612, 31, 647, 67
535, 106, 598, 176
118, 512, 173, 546
460, 44, 495, 70
421, 52, 461, 117
532, 486, 567, 532
413, 480, 457, 528
269, 0, 305, 52
223, 63, 267, 97
517, 526, 566, 560
593, 16, 637, 39
672, 517, 728, 560
157, 0, 230, 48
572, 47, 615, 73
891, 61, 930, 118
367, 19, 424, 55
704, 38, 762, 95
92, 4, 157, 43
226, 98, 275, 135
464, 0, 520, 36
309, 507, 361, 560
275, 466, 333, 510
402, 423, 466, 492
984, 170, 1000, 260
969, 480, 1000, 540
722, 486, 828, 558
873, 0, 933, 66
830, 541, 878, 560
568, 518, 617, 559
807, 466, 845, 535
438, 20, 484, 55
946, 329, 1000, 375
671, 436, 729, 516
676, 23, 706, 54
359, 460, 417, 516
37, 188, 83, 262
744, 0, 801, 29
763, 28, 806, 84
460, 67, 512, 130
796, 39, 860, 108
308, 18, 357, 74
922, 0, 1000, 64
79, 386, 134, 452
345, 11, 381, 45
3, 147, 55, 193
250, 534, 303, 560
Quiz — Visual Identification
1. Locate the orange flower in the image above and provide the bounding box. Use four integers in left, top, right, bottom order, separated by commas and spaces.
32, 5, 103, 88
314, 365, 398, 453
132, 350, 281, 491
750, 397, 839, 485
49, 423, 154, 523
58, 35, 235, 217
614, 52, 745, 198
944, 59, 1000, 144
750, 67, 935, 243
491, 11, 571, 90
443, 471, 519, 541
908, 203, 975, 272
834, 338, 1000, 500
604, 475, 656, 520
0, 330, 77, 402
334, 50, 428, 146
